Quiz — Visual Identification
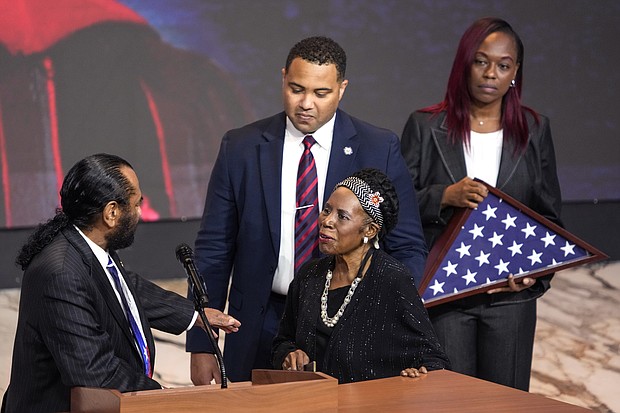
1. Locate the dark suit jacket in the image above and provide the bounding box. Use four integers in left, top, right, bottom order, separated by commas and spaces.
272, 249, 450, 383
3, 226, 194, 413
187, 109, 427, 380
400, 110, 562, 303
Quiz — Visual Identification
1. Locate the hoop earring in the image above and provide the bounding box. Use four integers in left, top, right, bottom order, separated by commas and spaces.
510, 79, 516, 87
363, 236, 369, 244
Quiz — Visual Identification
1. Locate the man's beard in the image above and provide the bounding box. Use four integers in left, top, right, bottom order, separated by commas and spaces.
106, 211, 138, 251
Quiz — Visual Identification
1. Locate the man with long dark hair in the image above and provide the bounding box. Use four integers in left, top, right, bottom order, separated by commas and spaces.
2, 153, 239, 413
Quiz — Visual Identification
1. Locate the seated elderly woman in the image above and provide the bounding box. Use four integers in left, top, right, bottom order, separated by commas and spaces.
272, 168, 450, 383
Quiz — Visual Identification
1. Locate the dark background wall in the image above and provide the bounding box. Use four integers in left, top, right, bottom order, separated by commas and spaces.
118, 0, 620, 202
0, 200, 616, 289
0, 0, 617, 287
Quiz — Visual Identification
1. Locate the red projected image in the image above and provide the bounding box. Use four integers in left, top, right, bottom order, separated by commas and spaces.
0, 0, 255, 228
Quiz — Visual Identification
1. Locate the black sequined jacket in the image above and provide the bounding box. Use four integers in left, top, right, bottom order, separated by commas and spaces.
272, 249, 450, 383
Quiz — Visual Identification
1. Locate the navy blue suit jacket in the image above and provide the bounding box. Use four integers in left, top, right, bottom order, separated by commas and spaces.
187, 109, 427, 381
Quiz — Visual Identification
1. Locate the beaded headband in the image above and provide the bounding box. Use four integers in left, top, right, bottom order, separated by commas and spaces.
335, 176, 384, 228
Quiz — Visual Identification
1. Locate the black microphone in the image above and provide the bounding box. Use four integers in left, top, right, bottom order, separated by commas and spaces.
175, 243, 209, 308
175, 243, 228, 388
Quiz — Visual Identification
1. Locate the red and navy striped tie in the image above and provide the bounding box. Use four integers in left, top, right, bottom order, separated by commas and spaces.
295, 135, 319, 272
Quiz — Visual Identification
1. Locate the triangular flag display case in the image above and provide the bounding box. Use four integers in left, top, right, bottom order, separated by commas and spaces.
419, 180, 608, 308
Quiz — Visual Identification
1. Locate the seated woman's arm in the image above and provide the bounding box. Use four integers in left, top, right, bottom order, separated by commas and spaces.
271, 277, 306, 370
398, 270, 452, 374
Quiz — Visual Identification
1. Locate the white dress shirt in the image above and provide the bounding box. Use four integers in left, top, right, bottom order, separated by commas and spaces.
464, 129, 503, 187
75, 226, 149, 352
271, 113, 335, 295
75, 226, 197, 336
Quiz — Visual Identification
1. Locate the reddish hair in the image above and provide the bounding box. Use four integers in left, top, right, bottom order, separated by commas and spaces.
422, 17, 538, 154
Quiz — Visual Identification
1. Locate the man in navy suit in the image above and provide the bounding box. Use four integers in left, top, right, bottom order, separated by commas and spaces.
2, 154, 239, 413
186, 36, 427, 384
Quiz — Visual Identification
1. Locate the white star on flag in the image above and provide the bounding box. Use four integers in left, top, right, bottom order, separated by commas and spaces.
488, 232, 504, 248
482, 204, 497, 220
442, 261, 458, 277
494, 259, 510, 275
462, 269, 478, 285
507, 241, 523, 256
429, 279, 445, 296
521, 222, 537, 238
475, 250, 490, 267
501, 213, 517, 229
541, 231, 557, 247
469, 223, 484, 239
527, 250, 543, 265
455, 242, 472, 258
560, 241, 576, 257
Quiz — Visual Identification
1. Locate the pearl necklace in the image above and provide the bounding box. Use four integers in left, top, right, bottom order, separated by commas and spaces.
320, 269, 362, 328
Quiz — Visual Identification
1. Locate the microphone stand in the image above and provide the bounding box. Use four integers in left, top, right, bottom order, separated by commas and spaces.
177, 247, 228, 389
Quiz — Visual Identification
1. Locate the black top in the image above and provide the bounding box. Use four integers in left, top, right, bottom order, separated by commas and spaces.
272, 249, 450, 383
315, 286, 349, 371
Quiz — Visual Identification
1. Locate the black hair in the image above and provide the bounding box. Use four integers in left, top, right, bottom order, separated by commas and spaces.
285, 36, 347, 82
16, 153, 134, 269
349, 168, 399, 239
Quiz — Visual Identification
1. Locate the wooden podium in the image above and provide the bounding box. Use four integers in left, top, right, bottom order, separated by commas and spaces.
338, 370, 591, 412
71, 369, 591, 412
70, 370, 338, 413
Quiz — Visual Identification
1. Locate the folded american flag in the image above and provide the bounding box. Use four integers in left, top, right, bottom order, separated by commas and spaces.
419, 181, 607, 307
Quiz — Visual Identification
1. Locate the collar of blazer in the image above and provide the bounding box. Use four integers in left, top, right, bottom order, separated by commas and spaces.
430, 111, 526, 189
324, 109, 360, 194
61, 226, 150, 356
259, 112, 287, 257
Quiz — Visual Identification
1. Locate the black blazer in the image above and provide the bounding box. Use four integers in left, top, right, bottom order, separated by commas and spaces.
3, 226, 195, 413
401, 110, 562, 303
